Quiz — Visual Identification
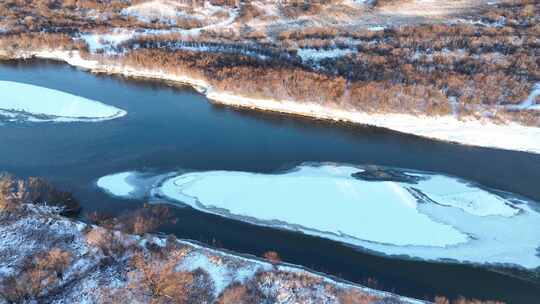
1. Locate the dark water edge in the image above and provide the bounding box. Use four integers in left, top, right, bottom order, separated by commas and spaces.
1, 60, 540, 303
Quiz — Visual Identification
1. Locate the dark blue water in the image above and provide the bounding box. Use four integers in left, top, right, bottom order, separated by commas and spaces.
1, 60, 539, 303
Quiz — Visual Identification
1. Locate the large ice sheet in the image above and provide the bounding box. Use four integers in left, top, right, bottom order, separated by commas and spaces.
159, 167, 468, 247
0, 81, 126, 122
97, 164, 540, 269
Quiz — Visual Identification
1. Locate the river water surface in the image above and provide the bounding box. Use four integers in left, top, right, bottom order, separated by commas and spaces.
1, 60, 540, 303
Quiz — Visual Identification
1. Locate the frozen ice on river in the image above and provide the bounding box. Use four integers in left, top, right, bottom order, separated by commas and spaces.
0, 81, 126, 122
98, 164, 540, 269
96, 172, 137, 198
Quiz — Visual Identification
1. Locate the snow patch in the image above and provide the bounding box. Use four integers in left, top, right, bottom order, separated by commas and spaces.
297, 48, 356, 62
121, 0, 235, 27
367, 25, 385, 31
80, 30, 136, 53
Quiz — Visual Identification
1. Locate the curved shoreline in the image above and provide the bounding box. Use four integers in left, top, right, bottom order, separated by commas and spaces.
6, 49, 540, 154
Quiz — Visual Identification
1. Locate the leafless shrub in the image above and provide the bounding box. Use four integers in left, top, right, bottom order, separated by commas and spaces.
92, 204, 175, 236
0, 248, 72, 302
338, 289, 379, 304
0, 174, 80, 215
126, 249, 195, 303
85, 226, 125, 258
187, 268, 215, 303
217, 283, 259, 304
262, 251, 281, 264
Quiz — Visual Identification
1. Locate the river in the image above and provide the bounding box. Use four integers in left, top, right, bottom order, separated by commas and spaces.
1, 60, 539, 303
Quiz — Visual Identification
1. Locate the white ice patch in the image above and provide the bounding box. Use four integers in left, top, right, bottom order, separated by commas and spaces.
297, 48, 356, 62
96, 172, 137, 198
367, 25, 385, 31
0, 81, 126, 122
118, 163, 540, 269
413, 175, 518, 217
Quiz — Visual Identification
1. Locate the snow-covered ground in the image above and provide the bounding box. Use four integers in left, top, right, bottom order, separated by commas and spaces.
0, 203, 421, 303
80, 29, 136, 53
121, 0, 235, 27
80, 2, 239, 54
0, 80, 126, 122
98, 164, 540, 270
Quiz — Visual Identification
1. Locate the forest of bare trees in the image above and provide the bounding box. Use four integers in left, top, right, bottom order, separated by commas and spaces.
1, 1, 538, 126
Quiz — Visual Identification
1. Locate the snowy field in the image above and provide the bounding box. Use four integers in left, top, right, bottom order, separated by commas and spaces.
98, 164, 540, 270
0, 81, 126, 122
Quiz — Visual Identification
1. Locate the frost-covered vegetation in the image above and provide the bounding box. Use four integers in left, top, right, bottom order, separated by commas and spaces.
0, 0, 538, 121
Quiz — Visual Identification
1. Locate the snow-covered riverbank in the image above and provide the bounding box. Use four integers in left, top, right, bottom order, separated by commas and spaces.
0, 203, 423, 303
97, 164, 540, 271
8, 49, 540, 154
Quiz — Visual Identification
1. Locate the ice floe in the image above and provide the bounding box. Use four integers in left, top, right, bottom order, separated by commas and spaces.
96, 172, 137, 198
96, 171, 172, 199
98, 164, 540, 269
0, 81, 126, 122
